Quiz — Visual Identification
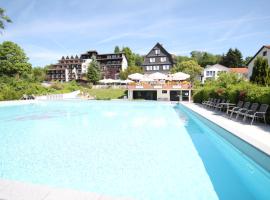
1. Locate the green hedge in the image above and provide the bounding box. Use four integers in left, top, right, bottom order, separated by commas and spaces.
193, 82, 270, 123
193, 83, 270, 104
0, 78, 82, 101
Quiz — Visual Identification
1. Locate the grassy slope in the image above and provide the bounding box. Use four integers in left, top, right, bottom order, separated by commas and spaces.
86, 88, 127, 100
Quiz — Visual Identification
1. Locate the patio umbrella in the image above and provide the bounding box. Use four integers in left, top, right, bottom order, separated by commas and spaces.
171, 72, 190, 81
121, 79, 134, 84
106, 79, 116, 84
113, 79, 122, 83
99, 79, 109, 84
140, 75, 154, 82
128, 73, 144, 80
148, 72, 167, 80
98, 79, 115, 84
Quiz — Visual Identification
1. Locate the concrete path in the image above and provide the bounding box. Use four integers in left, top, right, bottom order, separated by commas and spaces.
181, 102, 270, 155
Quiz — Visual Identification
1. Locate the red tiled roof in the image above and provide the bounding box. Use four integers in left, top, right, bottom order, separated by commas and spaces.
229, 68, 248, 74
265, 45, 270, 49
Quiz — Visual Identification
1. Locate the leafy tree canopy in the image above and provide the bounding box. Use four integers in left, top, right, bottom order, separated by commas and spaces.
0, 41, 32, 76
119, 66, 143, 80
0, 8, 11, 31
171, 60, 203, 83
122, 47, 136, 67
244, 56, 252, 65
191, 51, 221, 67
219, 48, 243, 67
250, 57, 270, 86
87, 56, 101, 84
114, 46, 120, 53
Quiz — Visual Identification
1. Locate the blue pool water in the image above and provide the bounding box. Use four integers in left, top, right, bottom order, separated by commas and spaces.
0, 101, 269, 200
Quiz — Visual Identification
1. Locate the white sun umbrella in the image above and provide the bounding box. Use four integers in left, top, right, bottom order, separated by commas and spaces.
113, 79, 122, 83
171, 72, 190, 81
99, 79, 109, 84
121, 79, 134, 84
140, 75, 155, 82
106, 79, 116, 84
128, 73, 144, 81
148, 72, 167, 80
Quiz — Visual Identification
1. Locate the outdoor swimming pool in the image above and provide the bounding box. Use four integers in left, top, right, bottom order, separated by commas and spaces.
0, 100, 269, 200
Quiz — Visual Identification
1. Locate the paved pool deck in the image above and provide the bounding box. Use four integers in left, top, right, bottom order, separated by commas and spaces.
181, 102, 270, 156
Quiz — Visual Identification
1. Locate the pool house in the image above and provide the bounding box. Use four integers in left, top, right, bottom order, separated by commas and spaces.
127, 72, 192, 101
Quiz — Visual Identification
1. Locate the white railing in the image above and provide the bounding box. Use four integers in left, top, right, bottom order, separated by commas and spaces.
36, 90, 80, 100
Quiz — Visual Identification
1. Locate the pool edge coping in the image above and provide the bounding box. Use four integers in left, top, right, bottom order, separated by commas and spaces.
180, 102, 270, 156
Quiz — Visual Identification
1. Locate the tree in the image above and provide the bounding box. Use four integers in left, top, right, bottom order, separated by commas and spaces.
175, 55, 192, 63
191, 51, 220, 67
119, 66, 143, 80
114, 46, 120, 53
31, 67, 47, 82
87, 57, 101, 84
122, 47, 135, 66
0, 8, 11, 31
244, 56, 252, 65
216, 72, 243, 88
0, 41, 32, 76
220, 48, 243, 67
250, 57, 270, 86
170, 60, 203, 83
134, 53, 143, 66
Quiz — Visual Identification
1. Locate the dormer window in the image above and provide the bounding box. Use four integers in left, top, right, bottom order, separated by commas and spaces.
263, 51, 267, 56
150, 58, 155, 63
155, 49, 160, 55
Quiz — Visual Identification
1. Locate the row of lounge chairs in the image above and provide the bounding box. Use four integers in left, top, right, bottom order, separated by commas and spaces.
20, 94, 35, 100
202, 98, 269, 125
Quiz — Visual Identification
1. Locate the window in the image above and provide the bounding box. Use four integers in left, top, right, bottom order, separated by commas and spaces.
163, 65, 170, 70
160, 57, 166, 62
153, 65, 159, 70
206, 71, 210, 76
155, 49, 160, 55
150, 58, 155, 63
162, 90, 167, 94
146, 66, 153, 71
263, 51, 267, 56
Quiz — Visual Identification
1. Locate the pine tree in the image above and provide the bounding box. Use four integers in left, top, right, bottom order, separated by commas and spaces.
87, 57, 101, 84
114, 46, 120, 53
250, 57, 270, 86
220, 48, 243, 67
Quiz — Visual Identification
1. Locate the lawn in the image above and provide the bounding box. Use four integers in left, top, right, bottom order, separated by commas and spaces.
85, 88, 127, 100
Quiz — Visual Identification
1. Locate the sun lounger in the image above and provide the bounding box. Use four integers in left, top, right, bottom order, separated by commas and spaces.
204, 98, 215, 107
243, 104, 269, 124
202, 98, 212, 106
209, 99, 221, 109
215, 99, 230, 111
230, 101, 250, 119
227, 101, 243, 116
236, 103, 258, 120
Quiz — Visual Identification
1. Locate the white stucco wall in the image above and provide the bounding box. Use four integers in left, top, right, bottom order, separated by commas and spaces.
121, 54, 128, 70
248, 46, 270, 78
157, 89, 170, 100
202, 64, 229, 83
81, 59, 92, 74
65, 69, 69, 82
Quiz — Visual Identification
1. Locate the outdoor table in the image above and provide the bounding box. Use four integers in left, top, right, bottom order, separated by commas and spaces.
219, 103, 236, 113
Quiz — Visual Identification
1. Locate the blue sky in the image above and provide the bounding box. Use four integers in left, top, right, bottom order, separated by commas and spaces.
0, 0, 270, 66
